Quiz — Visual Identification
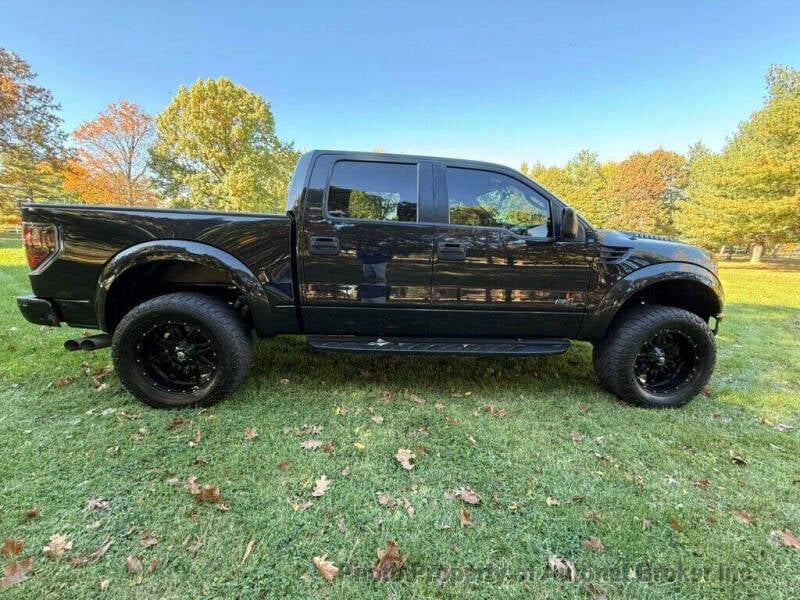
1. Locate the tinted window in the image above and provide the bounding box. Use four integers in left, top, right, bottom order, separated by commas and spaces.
327, 161, 418, 222
446, 167, 551, 238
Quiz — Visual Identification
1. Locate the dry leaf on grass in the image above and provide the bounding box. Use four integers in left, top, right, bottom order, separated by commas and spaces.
460, 508, 473, 528
85, 498, 109, 511
585, 581, 609, 600
404, 390, 425, 404
242, 540, 256, 564
381, 391, 396, 404
25, 509, 39, 520
139, 532, 159, 549
186, 540, 204, 553
70, 539, 114, 568
296, 425, 324, 436
278, 460, 291, 471
395, 448, 416, 471
670, 519, 683, 532
312, 476, 331, 497
732, 510, 757, 525
165, 417, 184, 431
371, 415, 384, 425
729, 449, 747, 465
452, 488, 481, 505
188, 429, 202, 447
195, 485, 222, 504
1, 558, 33, 589
547, 555, 578, 582
313, 555, 339, 582
770, 529, 800, 549
377, 493, 397, 509
570, 432, 585, 442
43, 534, 72, 558
546, 497, 560, 507
691, 479, 711, 490
300, 440, 324, 450
126, 555, 143, 574
1, 539, 25, 557
372, 540, 409, 582
243, 427, 258, 441
583, 537, 606, 553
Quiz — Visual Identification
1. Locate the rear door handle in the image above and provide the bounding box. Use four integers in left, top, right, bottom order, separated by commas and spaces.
309, 236, 340, 256
437, 241, 466, 261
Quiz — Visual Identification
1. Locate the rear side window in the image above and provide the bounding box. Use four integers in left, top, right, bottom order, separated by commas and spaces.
327, 161, 418, 222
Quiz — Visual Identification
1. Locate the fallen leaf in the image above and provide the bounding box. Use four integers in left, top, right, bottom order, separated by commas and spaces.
583, 537, 606, 553
85, 498, 109, 511
279, 378, 290, 385
642, 519, 652, 530
732, 510, 757, 525
323, 441, 336, 453
43, 533, 72, 558
341, 467, 351, 476
243, 427, 258, 441
372, 540, 409, 582
571, 432, 585, 442
670, 519, 683, 532
377, 493, 397, 509
578, 402, 591, 413
584, 511, 603, 523
195, 485, 222, 504
404, 390, 425, 404
1, 539, 25, 557
770, 528, 800, 549
53, 377, 74, 388
460, 508, 473, 528
100, 579, 110, 590
434, 402, 446, 410
293, 499, 313, 511
25, 509, 39, 520
446, 416, 459, 426
691, 479, 711, 490
312, 475, 331, 497
353, 442, 366, 451
277, 460, 291, 471
338, 520, 347, 533
335, 406, 348, 416
193, 456, 209, 466
126, 555, 142, 574
585, 581, 609, 600
186, 540, 204, 553
403, 498, 415, 517
149, 558, 160, 574
547, 555, 578, 582
381, 391, 397, 404
139, 532, 159, 549
371, 415, 384, 425
70, 540, 114, 568
242, 540, 256, 563
188, 429, 202, 447
183, 477, 200, 495
546, 497, 560, 507
313, 555, 339, 582
1, 558, 33, 589
300, 440, 323, 450
453, 488, 481, 505
466, 435, 478, 446
395, 448, 416, 471
86, 521, 102, 531
774, 423, 794, 433
729, 450, 747, 465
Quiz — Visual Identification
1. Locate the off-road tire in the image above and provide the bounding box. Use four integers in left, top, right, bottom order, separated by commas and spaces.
112, 292, 252, 409
592, 304, 716, 408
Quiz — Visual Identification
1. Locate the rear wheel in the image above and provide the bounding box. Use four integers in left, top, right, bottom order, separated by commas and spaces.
112, 293, 252, 409
592, 305, 716, 408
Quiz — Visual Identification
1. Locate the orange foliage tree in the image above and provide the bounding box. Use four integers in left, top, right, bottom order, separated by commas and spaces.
63, 101, 159, 206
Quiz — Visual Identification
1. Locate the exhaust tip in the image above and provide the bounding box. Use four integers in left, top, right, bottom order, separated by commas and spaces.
64, 339, 80, 352
79, 339, 95, 351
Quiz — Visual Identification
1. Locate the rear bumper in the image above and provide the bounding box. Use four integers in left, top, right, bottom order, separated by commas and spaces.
16, 295, 61, 327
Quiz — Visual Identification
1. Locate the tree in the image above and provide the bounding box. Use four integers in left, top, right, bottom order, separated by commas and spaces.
149, 78, 300, 213
0, 48, 69, 219
63, 101, 159, 206
677, 65, 800, 261
604, 149, 687, 234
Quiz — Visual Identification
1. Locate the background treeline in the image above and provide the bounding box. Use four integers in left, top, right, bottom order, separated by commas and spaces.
1, 47, 798, 262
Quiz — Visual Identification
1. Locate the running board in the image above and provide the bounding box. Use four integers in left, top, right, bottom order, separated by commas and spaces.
306, 336, 570, 356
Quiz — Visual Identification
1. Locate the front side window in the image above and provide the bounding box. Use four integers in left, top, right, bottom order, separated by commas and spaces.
327, 161, 418, 222
446, 167, 551, 238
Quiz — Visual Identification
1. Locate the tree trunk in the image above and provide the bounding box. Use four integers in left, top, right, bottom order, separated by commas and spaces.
771, 244, 781, 259
750, 243, 764, 263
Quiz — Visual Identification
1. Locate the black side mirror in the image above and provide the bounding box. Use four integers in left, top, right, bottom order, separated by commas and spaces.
561, 207, 579, 240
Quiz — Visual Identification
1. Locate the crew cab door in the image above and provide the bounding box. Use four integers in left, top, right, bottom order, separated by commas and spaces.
429, 163, 593, 337
297, 155, 435, 335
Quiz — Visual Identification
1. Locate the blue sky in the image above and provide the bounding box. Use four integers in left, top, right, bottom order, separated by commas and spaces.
2, 0, 799, 168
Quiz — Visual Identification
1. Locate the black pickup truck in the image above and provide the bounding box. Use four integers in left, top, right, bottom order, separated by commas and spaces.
17, 150, 723, 409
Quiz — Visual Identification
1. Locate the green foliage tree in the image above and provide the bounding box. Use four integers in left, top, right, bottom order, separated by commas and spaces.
149, 78, 300, 213
677, 65, 800, 261
0, 48, 71, 221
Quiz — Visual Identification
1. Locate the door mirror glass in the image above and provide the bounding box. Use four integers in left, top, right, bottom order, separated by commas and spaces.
561, 207, 579, 240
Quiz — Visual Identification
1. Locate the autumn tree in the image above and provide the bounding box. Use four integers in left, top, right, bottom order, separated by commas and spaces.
63, 101, 159, 206
0, 48, 70, 220
677, 65, 800, 261
603, 149, 687, 234
150, 78, 300, 213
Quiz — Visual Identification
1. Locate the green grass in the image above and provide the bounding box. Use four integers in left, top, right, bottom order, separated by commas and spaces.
1, 247, 799, 599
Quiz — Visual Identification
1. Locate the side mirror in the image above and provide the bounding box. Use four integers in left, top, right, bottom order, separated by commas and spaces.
561, 207, 579, 240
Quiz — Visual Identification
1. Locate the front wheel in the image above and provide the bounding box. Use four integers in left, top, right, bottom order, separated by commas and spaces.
112, 293, 252, 409
592, 305, 716, 408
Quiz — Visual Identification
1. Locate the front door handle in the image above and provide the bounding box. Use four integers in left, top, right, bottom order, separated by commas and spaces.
437, 241, 467, 261
309, 236, 340, 256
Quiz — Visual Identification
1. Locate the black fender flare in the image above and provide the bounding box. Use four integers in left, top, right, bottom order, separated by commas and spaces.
582, 262, 724, 340
95, 240, 280, 335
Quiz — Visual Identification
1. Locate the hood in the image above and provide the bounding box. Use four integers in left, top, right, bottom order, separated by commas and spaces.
595, 229, 718, 274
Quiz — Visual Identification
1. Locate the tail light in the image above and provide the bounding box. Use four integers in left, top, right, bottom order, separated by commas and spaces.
22, 223, 61, 271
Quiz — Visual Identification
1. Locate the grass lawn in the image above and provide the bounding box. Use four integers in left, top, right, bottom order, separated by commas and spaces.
1, 247, 799, 599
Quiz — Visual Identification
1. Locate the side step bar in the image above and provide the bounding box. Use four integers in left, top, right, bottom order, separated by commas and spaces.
306, 336, 570, 356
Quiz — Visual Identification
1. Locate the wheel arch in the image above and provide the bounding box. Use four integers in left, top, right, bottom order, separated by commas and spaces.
96, 240, 283, 335
584, 262, 723, 341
